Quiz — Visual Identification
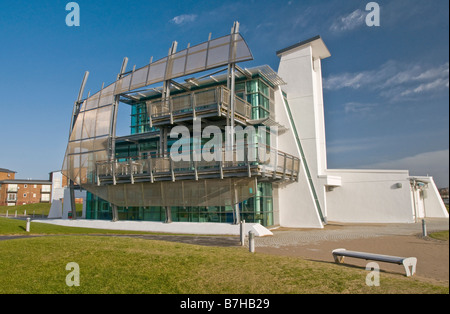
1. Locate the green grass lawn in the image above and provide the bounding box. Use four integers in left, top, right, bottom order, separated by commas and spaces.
0, 217, 156, 235
429, 230, 449, 241
0, 218, 448, 294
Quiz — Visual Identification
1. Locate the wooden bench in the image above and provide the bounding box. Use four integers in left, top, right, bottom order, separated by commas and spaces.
332, 248, 417, 277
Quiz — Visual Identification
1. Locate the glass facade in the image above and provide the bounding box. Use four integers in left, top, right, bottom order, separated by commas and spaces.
131, 103, 151, 134
86, 76, 278, 226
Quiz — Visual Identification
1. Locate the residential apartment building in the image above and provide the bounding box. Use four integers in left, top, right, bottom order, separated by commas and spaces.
0, 178, 52, 206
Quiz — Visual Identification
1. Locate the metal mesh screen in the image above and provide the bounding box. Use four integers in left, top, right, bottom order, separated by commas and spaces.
113, 33, 252, 96
62, 82, 116, 185
83, 177, 256, 208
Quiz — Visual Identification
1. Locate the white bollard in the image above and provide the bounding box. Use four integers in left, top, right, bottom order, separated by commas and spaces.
15, 210, 17, 218
6, 210, 8, 218
248, 231, 255, 253
26, 218, 31, 232
240, 220, 245, 247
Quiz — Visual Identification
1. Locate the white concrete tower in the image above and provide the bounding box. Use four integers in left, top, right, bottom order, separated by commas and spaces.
276, 36, 332, 223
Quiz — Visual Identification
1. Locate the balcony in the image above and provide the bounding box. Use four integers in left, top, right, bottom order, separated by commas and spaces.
146, 86, 253, 126
41, 186, 52, 193
7, 185, 18, 193
95, 144, 300, 186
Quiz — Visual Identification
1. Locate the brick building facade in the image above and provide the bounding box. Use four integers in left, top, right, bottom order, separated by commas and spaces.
0, 168, 52, 206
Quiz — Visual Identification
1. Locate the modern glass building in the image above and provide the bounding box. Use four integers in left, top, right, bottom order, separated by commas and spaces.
62, 23, 448, 229
63, 23, 300, 228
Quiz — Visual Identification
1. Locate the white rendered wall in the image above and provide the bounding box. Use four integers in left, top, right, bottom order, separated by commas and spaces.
277, 44, 328, 218
274, 37, 447, 226
273, 87, 323, 228
48, 171, 65, 218
412, 176, 449, 219
325, 169, 415, 223
62, 187, 87, 219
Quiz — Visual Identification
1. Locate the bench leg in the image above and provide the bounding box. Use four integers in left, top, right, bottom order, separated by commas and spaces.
333, 254, 345, 263
402, 258, 417, 277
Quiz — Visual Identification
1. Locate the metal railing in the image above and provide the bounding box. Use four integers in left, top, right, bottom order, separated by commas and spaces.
146, 86, 252, 123
95, 143, 300, 185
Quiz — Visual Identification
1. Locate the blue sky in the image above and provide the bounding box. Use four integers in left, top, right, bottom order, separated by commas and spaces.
0, 0, 448, 187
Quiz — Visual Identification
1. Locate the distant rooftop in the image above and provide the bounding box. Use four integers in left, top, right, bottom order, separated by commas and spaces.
0, 168, 16, 173
0, 179, 51, 184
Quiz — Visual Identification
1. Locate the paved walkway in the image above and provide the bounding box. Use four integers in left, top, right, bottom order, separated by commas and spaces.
256, 218, 449, 248
255, 218, 449, 283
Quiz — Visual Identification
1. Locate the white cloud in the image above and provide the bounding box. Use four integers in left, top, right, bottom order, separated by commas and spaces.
400, 77, 449, 97
324, 61, 449, 102
330, 9, 366, 33
343, 102, 378, 115
361, 149, 450, 188
327, 137, 380, 154
170, 14, 197, 25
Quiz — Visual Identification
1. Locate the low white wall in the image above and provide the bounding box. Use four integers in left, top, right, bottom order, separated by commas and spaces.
32, 219, 273, 237
325, 169, 414, 223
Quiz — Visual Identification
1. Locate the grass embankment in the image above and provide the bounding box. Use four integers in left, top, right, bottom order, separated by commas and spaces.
0, 217, 153, 235
0, 218, 448, 294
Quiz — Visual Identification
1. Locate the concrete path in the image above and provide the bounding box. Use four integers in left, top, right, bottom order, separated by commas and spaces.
258, 218, 449, 247
255, 218, 449, 283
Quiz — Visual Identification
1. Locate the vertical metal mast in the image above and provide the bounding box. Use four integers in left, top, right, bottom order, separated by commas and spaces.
163, 41, 177, 224
229, 21, 239, 151
109, 57, 128, 222
229, 22, 241, 224
69, 71, 89, 220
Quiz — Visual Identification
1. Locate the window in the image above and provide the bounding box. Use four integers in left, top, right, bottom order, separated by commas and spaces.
24, 184, 28, 188
246, 79, 273, 120
41, 194, 50, 202
41, 185, 51, 193
7, 194, 17, 201
23, 193, 27, 198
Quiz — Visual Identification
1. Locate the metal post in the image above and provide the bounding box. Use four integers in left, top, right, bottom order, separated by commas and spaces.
230, 62, 236, 150
111, 204, 119, 222
233, 184, 240, 225
26, 218, 31, 233
6, 210, 8, 218
69, 182, 77, 220
422, 219, 427, 237
165, 206, 172, 224
15, 210, 17, 218
68, 71, 89, 221
228, 22, 239, 158
248, 231, 255, 253
240, 220, 246, 246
